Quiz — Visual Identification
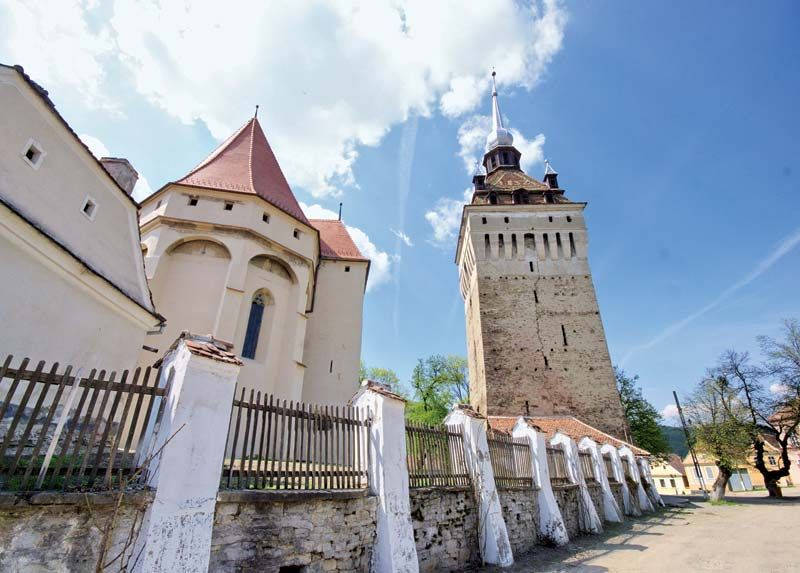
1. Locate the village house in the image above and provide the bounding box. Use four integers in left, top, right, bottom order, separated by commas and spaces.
0, 64, 163, 369
650, 454, 690, 496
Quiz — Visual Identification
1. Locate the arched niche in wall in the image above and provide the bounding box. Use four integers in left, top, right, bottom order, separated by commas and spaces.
248, 254, 295, 283
149, 238, 232, 338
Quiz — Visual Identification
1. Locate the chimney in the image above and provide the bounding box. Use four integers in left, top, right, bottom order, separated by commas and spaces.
100, 157, 139, 195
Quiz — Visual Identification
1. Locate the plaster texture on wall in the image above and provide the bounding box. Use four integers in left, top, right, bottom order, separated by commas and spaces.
550, 433, 602, 535
618, 447, 654, 513
511, 420, 568, 546
352, 384, 418, 573
444, 409, 513, 566
638, 458, 665, 508
578, 437, 622, 523
551, 485, 581, 539
0, 491, 153, 573
586, 483, 605, 524
459, 206, 627, 439
498, 488, 539, 557
600, 444, 638, 517
409, 487, 480, 572
210, 493, 377, 572
609, 482, 625, 519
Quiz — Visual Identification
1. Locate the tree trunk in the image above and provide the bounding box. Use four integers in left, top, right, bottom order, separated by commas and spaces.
766, 478, 783, 498
710, 466, 731, 501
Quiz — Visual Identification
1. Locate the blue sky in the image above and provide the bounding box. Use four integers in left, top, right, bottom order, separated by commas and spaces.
2, 1, 799, 420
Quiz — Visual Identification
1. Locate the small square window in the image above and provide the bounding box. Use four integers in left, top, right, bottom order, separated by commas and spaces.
81, 196, 97, 220
566, 216, 572, 223
156, 200, 162, 208
293, 229, 300, 239
21, 139, 45, 169
481, 217, 487, 224
504, 217, 509, 223
262, 212, 270, 223
188, 196, 198, 206
224, 201, 234, 211
345, 266, 350, 272
548, 216, 553, 222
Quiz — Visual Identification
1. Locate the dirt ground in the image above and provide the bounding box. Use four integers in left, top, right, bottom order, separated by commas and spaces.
479, 487, 800, 572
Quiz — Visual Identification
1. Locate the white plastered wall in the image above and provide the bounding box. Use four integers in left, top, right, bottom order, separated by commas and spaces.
638, 457, 665, 507
551, 432, 602, 534
618, 446, 654, 513
578, 437, 622, 523
600, 443, 638, 516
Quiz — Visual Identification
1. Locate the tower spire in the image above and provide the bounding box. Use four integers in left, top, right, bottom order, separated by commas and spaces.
485, 70, 513, 151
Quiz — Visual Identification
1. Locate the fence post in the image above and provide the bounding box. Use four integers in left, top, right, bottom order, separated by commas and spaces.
550, 432, 602, 534
510, 418, 569, 546
444, 405, 513, 567
351, 380, 418, 573
132, 333, 241, 573
578, 437, 623, 523
618, 446, 654, 513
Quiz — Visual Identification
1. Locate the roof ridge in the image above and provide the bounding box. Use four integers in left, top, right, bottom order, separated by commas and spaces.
247, 118, 257, 194
180, 119, 252, 182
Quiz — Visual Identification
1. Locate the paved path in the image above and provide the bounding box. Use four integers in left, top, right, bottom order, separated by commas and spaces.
479, 488, 800, 572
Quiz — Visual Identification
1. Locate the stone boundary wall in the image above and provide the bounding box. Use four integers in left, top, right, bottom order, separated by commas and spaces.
409, 487, 480, 572
626, 480, 642, 514
609, 482, 624, 515
498, 488, 539, 556
587, 483, 604, 520
0, 490, 154, 573
552, 484, 581, 539
210, 490, 376, 573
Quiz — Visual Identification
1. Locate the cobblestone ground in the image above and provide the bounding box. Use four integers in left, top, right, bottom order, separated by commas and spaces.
476, 487, 800, 572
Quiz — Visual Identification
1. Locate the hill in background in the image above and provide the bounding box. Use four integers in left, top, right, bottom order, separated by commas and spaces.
660, 425, 688, 457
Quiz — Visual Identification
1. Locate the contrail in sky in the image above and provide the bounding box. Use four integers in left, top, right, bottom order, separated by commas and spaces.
392, 116, 418, 338
621, 225, 800, 365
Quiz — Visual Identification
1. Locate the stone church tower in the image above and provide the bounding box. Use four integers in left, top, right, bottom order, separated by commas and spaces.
455, 73, 627, 439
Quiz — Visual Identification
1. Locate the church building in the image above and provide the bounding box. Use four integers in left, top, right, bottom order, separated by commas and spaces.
138, 115, 369, 405
456, 73, 628, 439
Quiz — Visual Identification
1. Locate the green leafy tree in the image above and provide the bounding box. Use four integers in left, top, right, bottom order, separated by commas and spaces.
359, 360, 401, 391
685, 376, 753, 501
406, 355, 469, 424
615, 367, 670, 456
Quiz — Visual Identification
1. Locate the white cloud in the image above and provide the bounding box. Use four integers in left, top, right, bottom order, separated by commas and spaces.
660, 404, 680, 421
456, 115, 546, 175
78, 133, 110, 158
424, 188, 473, 247
1, 0, 567, 198
770, 383, 789, 395
132, 175, 153, 202
391, 229, 414, 247
300, 202, 394, 292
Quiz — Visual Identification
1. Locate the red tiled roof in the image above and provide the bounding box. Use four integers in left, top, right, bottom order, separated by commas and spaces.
310, 219, 367, 261
488, 415, 650, 456
667, 454, 686, 475
176, 117, 309, 225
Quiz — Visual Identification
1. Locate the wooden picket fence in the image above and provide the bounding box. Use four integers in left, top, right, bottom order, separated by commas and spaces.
0, 355, 169, 491
578, 451, 596, 482
486, 429, 533, 489
546, 446, 570, 485
602, 453, 617, 482
405, 422, 470, 488
221, 389, 371, 490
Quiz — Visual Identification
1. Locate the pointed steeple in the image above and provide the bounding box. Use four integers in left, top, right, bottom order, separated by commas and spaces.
176, 117, 309, 224
543, 159, 559, 189
485, 71, 514, 151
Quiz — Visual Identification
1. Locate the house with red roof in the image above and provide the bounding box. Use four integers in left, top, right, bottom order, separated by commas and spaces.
138, 115, 369, 404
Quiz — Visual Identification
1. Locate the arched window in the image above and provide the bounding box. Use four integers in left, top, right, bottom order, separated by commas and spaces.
242, 292, 267, 359
488, 192, 498, 205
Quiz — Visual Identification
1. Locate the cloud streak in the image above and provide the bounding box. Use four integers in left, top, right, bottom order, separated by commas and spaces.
622, 226, 800, 364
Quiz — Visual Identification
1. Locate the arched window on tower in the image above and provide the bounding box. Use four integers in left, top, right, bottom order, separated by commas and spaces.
488, 192, 498, 205
242, 292, 268, 359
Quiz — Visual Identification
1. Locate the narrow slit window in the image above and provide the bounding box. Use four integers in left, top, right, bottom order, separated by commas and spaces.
188, 196, 198, 206
511, 234, 518, 258
484, 234, 491, 258
534, 289, 539, 303
556, 232, 564, 258
504, 216, 509, 223
548, 216, 553, 222
242, 293, 266, 359
569, 232, 577, 257
524, 233, 535, 258
543, 355, 549, 368
498, 234, 505, 258
329, 360, 334, 373
561, 324, 568, 346
529, 261, 534, 272
262, 212, 270, 223
224, 201, 234, 211
482, 217, 487, 224
543, 234, 551, 258
293, 229, 300, 239
566, 216, 572, 223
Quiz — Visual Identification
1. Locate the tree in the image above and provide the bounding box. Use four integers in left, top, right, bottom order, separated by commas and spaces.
615, 367, 670, 456
684, 376, 753, 501
406, 355, 469, 424
359, 360, 401, 391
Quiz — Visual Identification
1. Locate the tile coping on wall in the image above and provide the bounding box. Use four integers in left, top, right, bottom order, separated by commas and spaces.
0, 490, 155, 508
551, 483, 580, 491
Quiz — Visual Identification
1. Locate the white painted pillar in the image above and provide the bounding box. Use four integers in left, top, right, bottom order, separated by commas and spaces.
601, 444, 638, 516
579, 437, 622, 523
511, 418, 569, 546
351, 380, 418, 573
132, 333, 241, 573
551, 433, 602, 534
619, 446, 654, 513
638, 457, 665, 507
445, 406, 513, 567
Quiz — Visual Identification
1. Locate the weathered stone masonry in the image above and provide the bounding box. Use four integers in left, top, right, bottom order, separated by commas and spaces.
498, 488, 539, 556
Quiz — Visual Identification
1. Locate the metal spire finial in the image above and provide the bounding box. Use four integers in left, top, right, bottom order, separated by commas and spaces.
485, 70, 513, 150
254, 104, 259, 118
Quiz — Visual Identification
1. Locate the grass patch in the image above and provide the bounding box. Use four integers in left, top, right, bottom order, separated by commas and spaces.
709, 498, 738, 506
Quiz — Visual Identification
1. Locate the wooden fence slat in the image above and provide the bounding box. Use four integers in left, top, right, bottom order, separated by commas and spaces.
104, 368, 141, 489
0, 360, 44, 465
78, 371, 116, 483
0, 357, 30, 426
